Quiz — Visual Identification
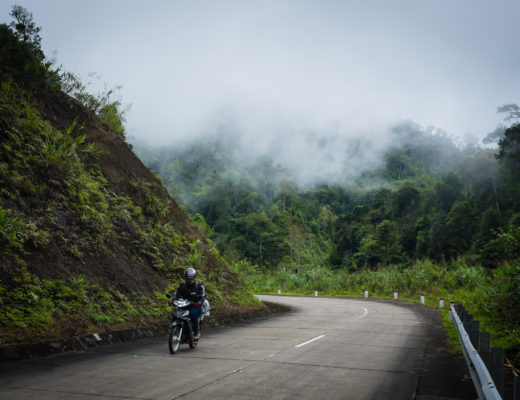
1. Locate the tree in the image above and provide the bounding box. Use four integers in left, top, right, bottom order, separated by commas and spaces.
373, 220, 403, 265
458, 150, 500, 210
384, 151, 413, 180
426, 173, 462, 212
9, 5, 43, 59
483, 104, 519, 144
276, 179, 297, 212
424, 211, 449, 262
445, 200, 477, 256
391, 182, 419, 217
497, 103, 520, 122
483, 125, 506, 145
356, 220, 402, 267
497, 124, 520, 174
205, 181, 232, 231
476, 208, 503, 247
356, 234, 379, 267
373, 188, 391, 209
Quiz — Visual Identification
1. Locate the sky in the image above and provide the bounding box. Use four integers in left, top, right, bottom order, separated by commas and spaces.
2, 1, 519, 176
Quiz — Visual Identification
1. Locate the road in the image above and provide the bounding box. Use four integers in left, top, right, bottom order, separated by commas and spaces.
0, 295, 431, 399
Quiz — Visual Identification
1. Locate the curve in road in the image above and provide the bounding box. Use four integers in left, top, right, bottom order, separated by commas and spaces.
0, 295, 463, 399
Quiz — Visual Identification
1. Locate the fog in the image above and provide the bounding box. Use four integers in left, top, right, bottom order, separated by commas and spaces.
2, 1, 519, 184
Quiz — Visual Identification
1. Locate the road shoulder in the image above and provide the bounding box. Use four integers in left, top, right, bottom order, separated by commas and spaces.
413, 304, 476, 400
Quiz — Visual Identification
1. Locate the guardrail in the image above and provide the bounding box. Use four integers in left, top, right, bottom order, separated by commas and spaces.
450, 303, 509, 400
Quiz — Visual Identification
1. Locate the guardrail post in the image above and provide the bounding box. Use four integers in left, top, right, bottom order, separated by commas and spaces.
514, 373, 520, 400
394, 290, 398, 300
468, 320, 480, 349
479, 331, 491, 369
364, 289, 368, 298
457, 304, 464, 318
458, 305, 466, 322
491, 347, 504, 397
463, 312, 473, 333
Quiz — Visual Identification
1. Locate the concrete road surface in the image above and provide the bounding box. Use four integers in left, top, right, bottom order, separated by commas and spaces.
0, 296, 436, 399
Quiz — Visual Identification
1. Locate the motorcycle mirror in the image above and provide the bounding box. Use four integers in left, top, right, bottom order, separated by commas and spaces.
165, 293, 173, 298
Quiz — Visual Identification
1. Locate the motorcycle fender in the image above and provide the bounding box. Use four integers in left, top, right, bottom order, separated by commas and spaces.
171, 320, 185, 328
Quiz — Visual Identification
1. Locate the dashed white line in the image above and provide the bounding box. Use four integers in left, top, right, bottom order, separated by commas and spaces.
295, 334, 325, 348
356, 307, 369, 320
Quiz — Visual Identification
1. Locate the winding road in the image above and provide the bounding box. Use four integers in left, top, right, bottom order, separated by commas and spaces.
0, 295, 433, 399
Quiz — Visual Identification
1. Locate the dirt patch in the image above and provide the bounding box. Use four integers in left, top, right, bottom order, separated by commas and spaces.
262, 300, 293, 314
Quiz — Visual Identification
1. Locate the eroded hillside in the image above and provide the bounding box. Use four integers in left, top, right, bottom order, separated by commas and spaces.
0, 23, 263, 344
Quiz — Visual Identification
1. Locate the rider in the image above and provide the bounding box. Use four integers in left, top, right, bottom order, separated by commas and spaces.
174, 267, 206, 340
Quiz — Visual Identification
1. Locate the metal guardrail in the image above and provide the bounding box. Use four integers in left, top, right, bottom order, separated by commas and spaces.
450, 303, 503, 400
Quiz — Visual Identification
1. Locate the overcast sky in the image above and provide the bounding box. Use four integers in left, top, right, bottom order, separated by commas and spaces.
2, 1, 519, 148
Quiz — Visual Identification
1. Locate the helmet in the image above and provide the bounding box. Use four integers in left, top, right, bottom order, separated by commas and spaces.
184, 268, 197, 285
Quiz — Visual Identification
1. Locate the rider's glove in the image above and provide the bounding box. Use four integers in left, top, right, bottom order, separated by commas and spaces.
167, 300, 173, 305
193, 302, 201, 307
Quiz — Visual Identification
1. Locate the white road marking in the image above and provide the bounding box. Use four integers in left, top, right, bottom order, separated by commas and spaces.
295, 334, 325, 348
356, 307, 369, 320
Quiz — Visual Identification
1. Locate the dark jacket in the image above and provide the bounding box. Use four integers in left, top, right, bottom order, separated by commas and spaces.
174, 281, 206, 305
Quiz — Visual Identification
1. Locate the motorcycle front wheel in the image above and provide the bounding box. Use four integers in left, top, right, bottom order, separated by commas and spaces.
169, 326, 182, 354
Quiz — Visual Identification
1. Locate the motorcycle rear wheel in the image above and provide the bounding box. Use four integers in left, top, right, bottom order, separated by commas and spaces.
169, 326, 182, 354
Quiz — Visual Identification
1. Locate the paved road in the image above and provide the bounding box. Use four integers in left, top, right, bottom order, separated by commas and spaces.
0, 296, 431, 399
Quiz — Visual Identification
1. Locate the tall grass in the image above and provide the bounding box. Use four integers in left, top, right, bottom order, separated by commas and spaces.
241, 260, 488, 298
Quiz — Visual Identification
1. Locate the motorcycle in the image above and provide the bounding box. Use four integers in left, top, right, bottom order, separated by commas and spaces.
167, 297, 210, 354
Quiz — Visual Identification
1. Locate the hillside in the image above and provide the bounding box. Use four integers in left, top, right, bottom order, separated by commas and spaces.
0, 21, 263, 345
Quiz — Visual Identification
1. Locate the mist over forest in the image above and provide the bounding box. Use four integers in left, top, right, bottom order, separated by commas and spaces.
133, 102, 519, 271
134, 116, 469, 193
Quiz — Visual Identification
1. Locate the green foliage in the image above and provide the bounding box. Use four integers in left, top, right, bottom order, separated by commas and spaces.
497, 124, 520, 175
491, 263, 520, 330
355, 220, 403, 267
0, 270, 172, 342
58, 71, 129, 142
41, 118, 97, 177
98, 102, 127, 141
0, 23, 44, 85
0, 8, 62, 91
481, 224, 520, 266
0, 206, 24, 249
9, 5, 42, 55
1, 7, 129, 143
